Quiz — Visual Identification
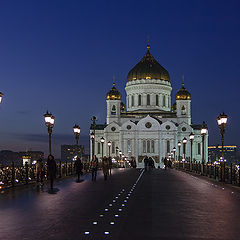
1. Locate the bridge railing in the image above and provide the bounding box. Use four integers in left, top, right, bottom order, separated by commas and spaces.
174, 162, 240, 187
0, 161, 78, 190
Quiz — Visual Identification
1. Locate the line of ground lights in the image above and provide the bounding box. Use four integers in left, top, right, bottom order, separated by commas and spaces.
84, 169, 145, 237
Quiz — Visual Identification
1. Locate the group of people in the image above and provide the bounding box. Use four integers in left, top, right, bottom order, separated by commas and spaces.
36, 154, 114, 191
163, 157, 172, 170
144, 156, 155, 171
90, 155, 112, 181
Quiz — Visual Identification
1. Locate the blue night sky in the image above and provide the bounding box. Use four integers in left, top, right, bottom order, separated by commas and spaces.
0, 0, 239, 158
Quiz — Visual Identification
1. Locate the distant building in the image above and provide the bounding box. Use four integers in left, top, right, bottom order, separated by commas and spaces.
19, 151, 44, 164
0, 150, 22, 166
61, 145, 86, 162
0, 150, 44, 167
208, 146, 238, 164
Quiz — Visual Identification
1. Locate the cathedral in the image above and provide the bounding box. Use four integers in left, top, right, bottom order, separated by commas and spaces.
90, 44, 208, 168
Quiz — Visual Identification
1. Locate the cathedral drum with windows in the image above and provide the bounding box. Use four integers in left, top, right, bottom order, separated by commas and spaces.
90, 44, 208, 168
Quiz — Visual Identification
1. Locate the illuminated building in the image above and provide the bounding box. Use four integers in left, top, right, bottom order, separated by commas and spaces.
90, 44, 208, 168
208, 145, 238, 164
61, 145, 85, 162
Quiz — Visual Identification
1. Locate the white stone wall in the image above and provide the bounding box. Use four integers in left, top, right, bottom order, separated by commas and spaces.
91, 115, 208, 168
125, 79, 172, 112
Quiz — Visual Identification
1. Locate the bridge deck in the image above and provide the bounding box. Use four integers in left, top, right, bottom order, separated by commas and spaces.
0, 168, 240, 240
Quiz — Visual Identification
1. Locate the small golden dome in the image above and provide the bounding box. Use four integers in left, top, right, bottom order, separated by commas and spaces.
106, 82, 121, 100
176, 77, 191, 100
172, 102, 176, 112
120, 102, 125, 112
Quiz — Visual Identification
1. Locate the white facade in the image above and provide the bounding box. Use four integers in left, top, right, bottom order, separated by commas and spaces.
90, 46, 208, 168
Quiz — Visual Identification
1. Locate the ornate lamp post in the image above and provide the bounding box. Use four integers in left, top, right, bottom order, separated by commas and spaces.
90, 132, 95, 159
173, 147, 176, 162
73, 124, 80, 145
182, 137, 187, 170
100, 137, 105, 160
189, 132, 194, 171
44, 111, 55, 155
107, 141, 112, 158
91, 116, 97, 160
201, 121, 208, 174
217, 112, 228, 182
0, 92, 3, 104
178, 141, 181, 169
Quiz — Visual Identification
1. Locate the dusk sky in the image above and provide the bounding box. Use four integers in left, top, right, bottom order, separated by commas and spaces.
0, 0, 239, 158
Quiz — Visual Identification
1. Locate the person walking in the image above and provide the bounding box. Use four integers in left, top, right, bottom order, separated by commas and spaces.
102, 156, 109, 180
108, 156, 112, 176
90, 155, 98, 181
144, 156, 149, 171
75, 156, 83, 182
164, 157, 168, 170
47, 154, 56, 191
36, 158, 44, 186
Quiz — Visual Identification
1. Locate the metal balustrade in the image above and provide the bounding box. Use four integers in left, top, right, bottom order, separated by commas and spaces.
174, 162, 240, 187
0, 162, 77, 190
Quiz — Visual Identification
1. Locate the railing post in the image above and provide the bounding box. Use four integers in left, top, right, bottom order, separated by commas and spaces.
25, 163, 29, 184
11, 161, 15, 187
230, 163, 232, 184
59, 161, 62, 178
238, 167, 240, 187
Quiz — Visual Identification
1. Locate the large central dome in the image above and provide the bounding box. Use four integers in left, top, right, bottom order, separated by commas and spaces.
127, 45, 170, 82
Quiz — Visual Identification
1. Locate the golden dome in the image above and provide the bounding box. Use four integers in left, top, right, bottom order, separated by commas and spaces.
127, 44, 170, 82
106, 83, 121, 100
120, 102, 125, 112
176, 78, 191, 100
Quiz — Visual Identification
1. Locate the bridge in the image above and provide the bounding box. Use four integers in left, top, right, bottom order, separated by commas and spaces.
0, 168, 240, 240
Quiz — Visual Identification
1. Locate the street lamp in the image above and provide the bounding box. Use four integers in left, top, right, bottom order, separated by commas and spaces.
73, 124, 80, 145
44, 111, 55, 155
107, 141, 112, 158
173, 147, 176, 161
178, 141, 181, 169
91, 116, 97, 160
189, 132, 194, 171
100, 137, 105, 160
217, 112, 228, 182
201, 121, 208, 174
182, 137, 187, 170
90, 132, 95, 159
182, 137, 187, 160
0, 92, 3, 104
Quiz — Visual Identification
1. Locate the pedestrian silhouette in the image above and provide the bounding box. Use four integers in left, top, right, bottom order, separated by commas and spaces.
90, 155, 98, 181
102, 156, 109, 180
75, 156, 83, 182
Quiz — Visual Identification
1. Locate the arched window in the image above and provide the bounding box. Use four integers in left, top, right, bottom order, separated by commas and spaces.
127, 139, 131, 152
143, 140, 146, 153
111, 105, 116, 115
166, 140, 170, 153
147, 140, 151, 153
131, 95, 134, 107
156, 95, 159, 106
198, 143, 201, 155
138, 95, 142, 106
163, 95, 166, 107
168, 96, 170, 107
181, 105, 186, 115
147, 94, 150, 106
97, 142, 101, 154
127, 96, 129, 108
112, 141, 115, 154
151, 140, 155, 153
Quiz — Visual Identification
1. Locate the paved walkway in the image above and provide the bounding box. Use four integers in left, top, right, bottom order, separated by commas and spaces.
0, 168, 240, 240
